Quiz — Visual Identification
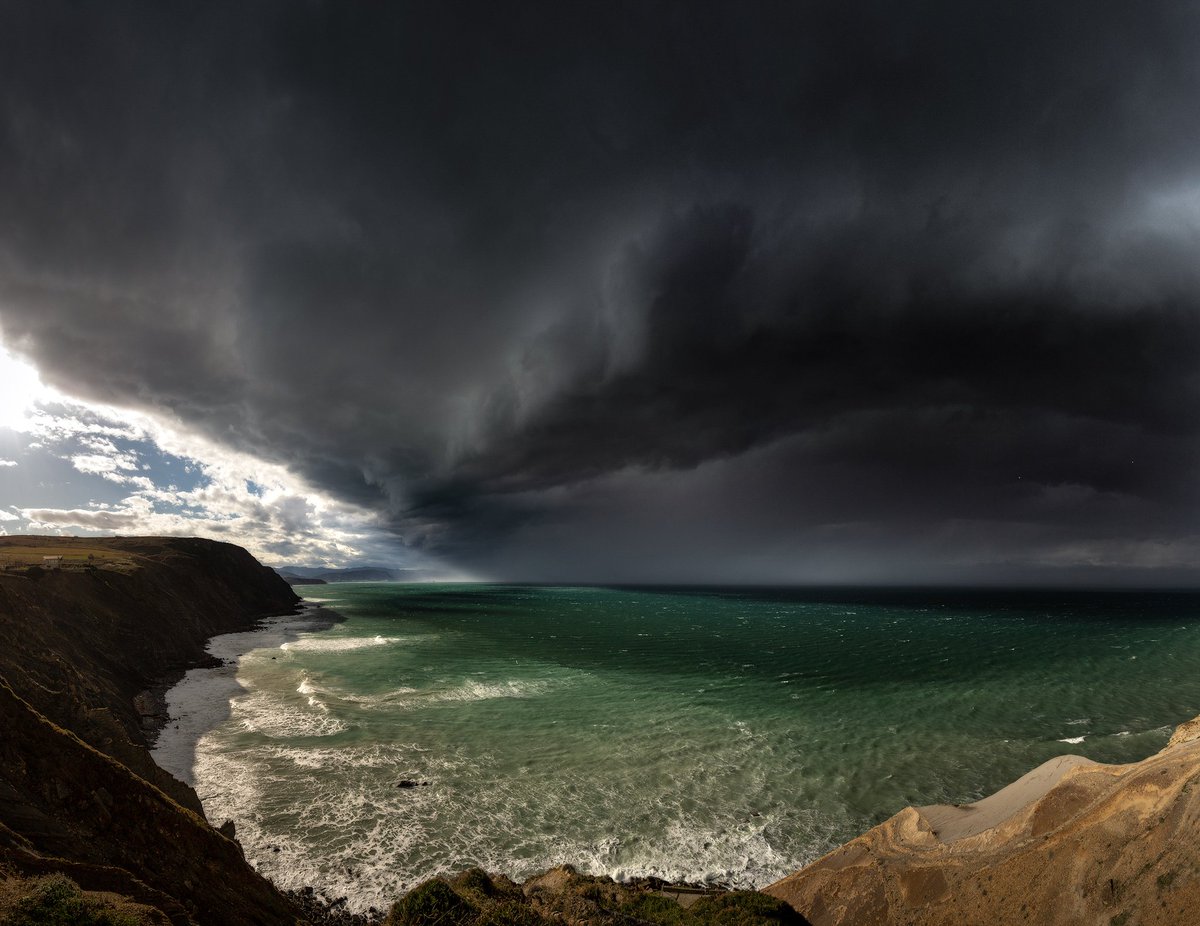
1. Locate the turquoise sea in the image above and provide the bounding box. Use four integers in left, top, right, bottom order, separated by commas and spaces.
153, 585, 1200, 913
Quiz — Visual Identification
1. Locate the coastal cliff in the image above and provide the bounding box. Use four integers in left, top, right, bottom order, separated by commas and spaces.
0, 536, 302, 926
765, 718, 1200, 925
2, 536, 1199, 926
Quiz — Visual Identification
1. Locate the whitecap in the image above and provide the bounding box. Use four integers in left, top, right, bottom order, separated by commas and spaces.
235, 690, 347, 738
336, 686, 419, 705
430, 678, 550, 704
281, 634, 420, 653
264, 741, 443, 771
1057, 736, 1086, 744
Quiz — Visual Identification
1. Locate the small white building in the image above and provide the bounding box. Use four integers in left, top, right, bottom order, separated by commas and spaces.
42, 555, 63, 569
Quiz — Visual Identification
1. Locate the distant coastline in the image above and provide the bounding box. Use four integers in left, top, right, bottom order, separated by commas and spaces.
279, 572, 329, 586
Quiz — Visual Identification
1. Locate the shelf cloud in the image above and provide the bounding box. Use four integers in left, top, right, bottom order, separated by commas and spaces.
3, 1, 1200, 581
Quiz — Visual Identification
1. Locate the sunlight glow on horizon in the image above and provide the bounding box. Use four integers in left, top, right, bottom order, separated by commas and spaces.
0, 334, 439, 572
0, 339, 55, 431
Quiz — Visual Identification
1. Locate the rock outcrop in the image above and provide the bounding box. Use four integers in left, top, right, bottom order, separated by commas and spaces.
385, 866, 809, 926
765, 717, 1200, 925
0, 536, 303, 926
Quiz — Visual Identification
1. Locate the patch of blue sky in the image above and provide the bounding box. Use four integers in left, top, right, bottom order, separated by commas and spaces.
20, 402, 208, 493
0, 436, 131, 511
117, 435, 211, 495
0, 403, 219, 533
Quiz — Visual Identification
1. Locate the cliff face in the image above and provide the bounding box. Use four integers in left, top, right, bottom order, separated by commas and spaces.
765, 719, 1200, 926
0, 536, 302, 926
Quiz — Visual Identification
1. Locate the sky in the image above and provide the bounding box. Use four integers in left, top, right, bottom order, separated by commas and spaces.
2, 1, 1200, 583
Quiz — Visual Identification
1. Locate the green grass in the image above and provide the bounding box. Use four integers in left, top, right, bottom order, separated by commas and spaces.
4, 874, 143, 926
387, 879, 478, 926
686, 892, 808, 926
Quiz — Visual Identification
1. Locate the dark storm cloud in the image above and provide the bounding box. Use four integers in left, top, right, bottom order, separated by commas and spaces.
3, 0, 1200, 581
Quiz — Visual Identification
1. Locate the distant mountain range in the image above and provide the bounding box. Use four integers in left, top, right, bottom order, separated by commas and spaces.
275, 572, 327, 585
274, 565, 410, 584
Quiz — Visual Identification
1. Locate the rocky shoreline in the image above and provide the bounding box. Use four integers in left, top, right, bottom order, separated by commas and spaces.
134, 601, 347, 742
283, 865, 805, 926
145, 600, 345, 789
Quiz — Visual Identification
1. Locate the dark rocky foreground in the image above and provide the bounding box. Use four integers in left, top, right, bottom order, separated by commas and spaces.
0, 536, 809, 926
287, 866, 806, 926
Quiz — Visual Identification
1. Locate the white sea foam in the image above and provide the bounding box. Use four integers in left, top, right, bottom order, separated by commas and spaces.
1058, 736, 1086, 744
194, 730, 837, 915
365, 678, 553, 711
152, 605, 338, 784
434, 678, 549, 702
295, 676, 331, 711
236, 689, 347, 737
264, 741, 442, 770
281, 634, 421, 653
184, 661, 853, 916
335, 687, 419, 705
277, 677, 555, 713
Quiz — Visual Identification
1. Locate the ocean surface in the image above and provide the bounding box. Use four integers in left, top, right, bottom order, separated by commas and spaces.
153, 584, 1200, 913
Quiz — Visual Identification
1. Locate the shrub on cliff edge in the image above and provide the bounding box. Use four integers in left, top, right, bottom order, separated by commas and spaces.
386, 878, 477, 926
687, 892, 809, 926
4, 874, 143, 926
